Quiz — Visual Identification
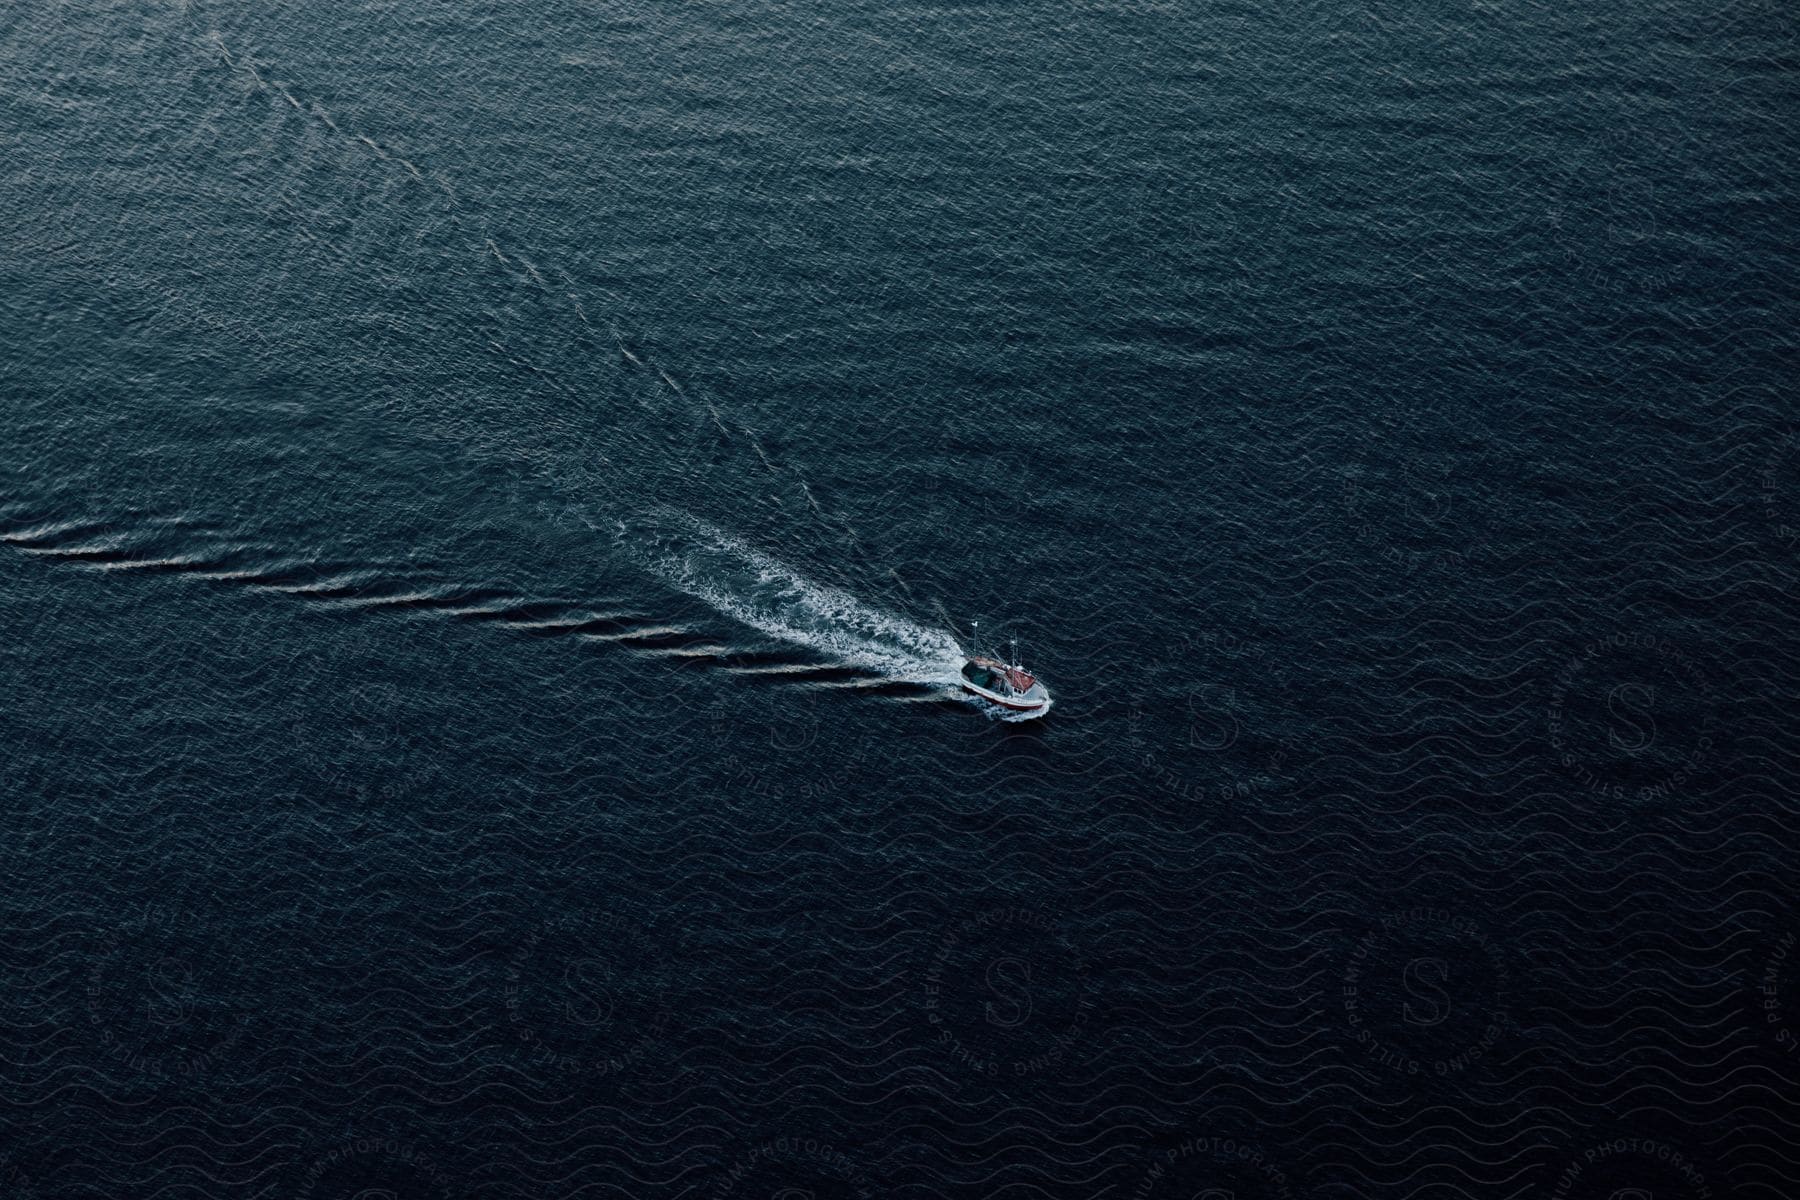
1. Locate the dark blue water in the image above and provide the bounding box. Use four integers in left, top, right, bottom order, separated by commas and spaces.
3, 1, 1798, 1196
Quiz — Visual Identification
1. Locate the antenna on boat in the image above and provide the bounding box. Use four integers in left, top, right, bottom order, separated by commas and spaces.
970, 620, 979, 658
1009, 636, 1018, 668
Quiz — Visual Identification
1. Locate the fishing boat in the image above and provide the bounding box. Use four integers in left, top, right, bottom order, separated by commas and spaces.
959, 625, 1051, 715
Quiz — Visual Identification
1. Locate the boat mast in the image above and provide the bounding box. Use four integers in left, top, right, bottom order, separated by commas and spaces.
1009, 636, 1018, 668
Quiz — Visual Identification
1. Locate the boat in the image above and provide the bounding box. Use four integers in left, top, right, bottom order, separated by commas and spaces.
959, 625, 1051, 715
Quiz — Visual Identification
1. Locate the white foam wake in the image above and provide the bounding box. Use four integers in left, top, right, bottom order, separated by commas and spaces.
626, 512, 963, 684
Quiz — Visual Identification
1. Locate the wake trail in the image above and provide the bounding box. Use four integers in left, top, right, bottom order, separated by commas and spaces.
180, 23, 972, 701
624, 512, 964, 685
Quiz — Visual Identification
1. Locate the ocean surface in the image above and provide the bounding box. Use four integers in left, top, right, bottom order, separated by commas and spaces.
3, 1, 1798, 1196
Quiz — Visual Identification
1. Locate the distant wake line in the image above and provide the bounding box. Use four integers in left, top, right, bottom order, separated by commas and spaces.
626, 513, 963, 685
